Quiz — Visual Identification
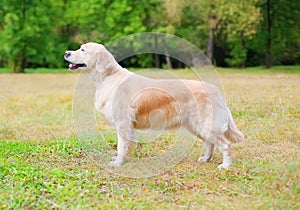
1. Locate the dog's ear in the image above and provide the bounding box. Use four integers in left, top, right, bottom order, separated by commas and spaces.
95, 50, 118, 74
95, 52, 107, 73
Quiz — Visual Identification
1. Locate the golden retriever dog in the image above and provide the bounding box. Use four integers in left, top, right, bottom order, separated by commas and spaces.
64, 42, 244, 169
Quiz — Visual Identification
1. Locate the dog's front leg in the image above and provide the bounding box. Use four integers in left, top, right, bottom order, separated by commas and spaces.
108, 132, 135, 167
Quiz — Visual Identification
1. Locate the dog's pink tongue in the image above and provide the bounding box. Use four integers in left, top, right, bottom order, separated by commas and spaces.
69, 63, 76, 68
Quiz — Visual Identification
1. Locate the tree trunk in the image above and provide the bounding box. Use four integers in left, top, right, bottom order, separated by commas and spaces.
12, 52, 26, 73
163, 35, 172, 69
154, 35, 160, 68
265, 0, 272, 68
11, 0, 26, 73
207, 28, 214, 63
240, 33, 246, 68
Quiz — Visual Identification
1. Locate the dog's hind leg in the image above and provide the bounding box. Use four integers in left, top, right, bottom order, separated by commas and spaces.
189, 125, 232, 168
184, 119, 216, 165
217, 136, 232, 169
108, 132, 135, 167
200, 133, 232, 169
211, 134, 232, 169
198, 141, 214, 163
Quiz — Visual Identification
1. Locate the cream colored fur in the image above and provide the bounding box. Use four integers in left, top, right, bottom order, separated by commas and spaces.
64, 42, 244, 169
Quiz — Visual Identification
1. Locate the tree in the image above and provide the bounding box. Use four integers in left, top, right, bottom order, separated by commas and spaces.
162, 0, 185, 68
185, 0, 261, 66
146, 0, 186, 69
254, 0, 300, 67
0, 0, 298, 71
265, 0, 272, 67
0, 0, 59, 72
186, 0, 224, 63
222, 0, 261, 67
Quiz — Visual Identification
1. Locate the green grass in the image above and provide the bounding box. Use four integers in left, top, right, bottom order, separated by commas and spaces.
0, 68, 69, 74
1, 65, 300, 74
0, 68, 299, 209
217, 65, 300, 74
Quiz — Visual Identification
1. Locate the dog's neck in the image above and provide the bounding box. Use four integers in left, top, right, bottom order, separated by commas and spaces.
89, 64, 129, 88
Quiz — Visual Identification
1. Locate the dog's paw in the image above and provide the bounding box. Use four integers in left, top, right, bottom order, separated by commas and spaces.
217, 163, 231, 169
198, 156, 213, 163
108, 160, 123, 167
108, 155, 125, 167
110, 156, 117, 161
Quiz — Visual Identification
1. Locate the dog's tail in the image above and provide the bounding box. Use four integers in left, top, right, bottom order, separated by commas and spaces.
224, 107, 244, 143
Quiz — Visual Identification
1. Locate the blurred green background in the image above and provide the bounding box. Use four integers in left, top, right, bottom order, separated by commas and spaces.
0, 0, 299, 73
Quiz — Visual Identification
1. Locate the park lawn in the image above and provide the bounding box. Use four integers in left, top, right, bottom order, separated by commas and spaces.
0, 68, 299, 209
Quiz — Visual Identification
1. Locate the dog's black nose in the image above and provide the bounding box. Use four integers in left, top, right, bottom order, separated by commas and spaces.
64, 51, 71, 58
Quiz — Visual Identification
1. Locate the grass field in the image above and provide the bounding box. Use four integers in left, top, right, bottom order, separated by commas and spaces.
0, 68, 299, 209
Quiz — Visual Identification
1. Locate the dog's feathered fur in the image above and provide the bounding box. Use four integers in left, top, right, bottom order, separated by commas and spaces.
64, 42, 244, 169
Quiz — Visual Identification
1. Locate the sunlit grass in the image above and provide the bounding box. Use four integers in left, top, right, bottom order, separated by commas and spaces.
0, 69, 299, 209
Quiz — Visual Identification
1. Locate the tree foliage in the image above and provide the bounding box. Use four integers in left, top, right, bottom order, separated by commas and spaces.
0, 0, 298, 72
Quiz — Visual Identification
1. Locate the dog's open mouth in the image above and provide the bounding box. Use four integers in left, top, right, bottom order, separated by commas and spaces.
68, 63, 87, 70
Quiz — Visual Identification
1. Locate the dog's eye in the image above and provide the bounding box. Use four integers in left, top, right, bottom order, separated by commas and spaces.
81, 48, 85, 52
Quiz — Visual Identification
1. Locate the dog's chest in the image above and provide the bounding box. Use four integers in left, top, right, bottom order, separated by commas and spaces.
95, 90, 114, 125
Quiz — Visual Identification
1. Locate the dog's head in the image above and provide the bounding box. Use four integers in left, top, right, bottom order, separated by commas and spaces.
64, 42, 118, 73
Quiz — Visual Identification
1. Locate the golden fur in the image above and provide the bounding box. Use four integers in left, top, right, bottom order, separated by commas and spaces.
130, 88, 179, 129
64, 42, 244, 169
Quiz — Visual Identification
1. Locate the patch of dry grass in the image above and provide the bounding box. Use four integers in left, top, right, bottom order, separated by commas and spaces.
0, 74, 76, 141
0, 70, 299, 209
